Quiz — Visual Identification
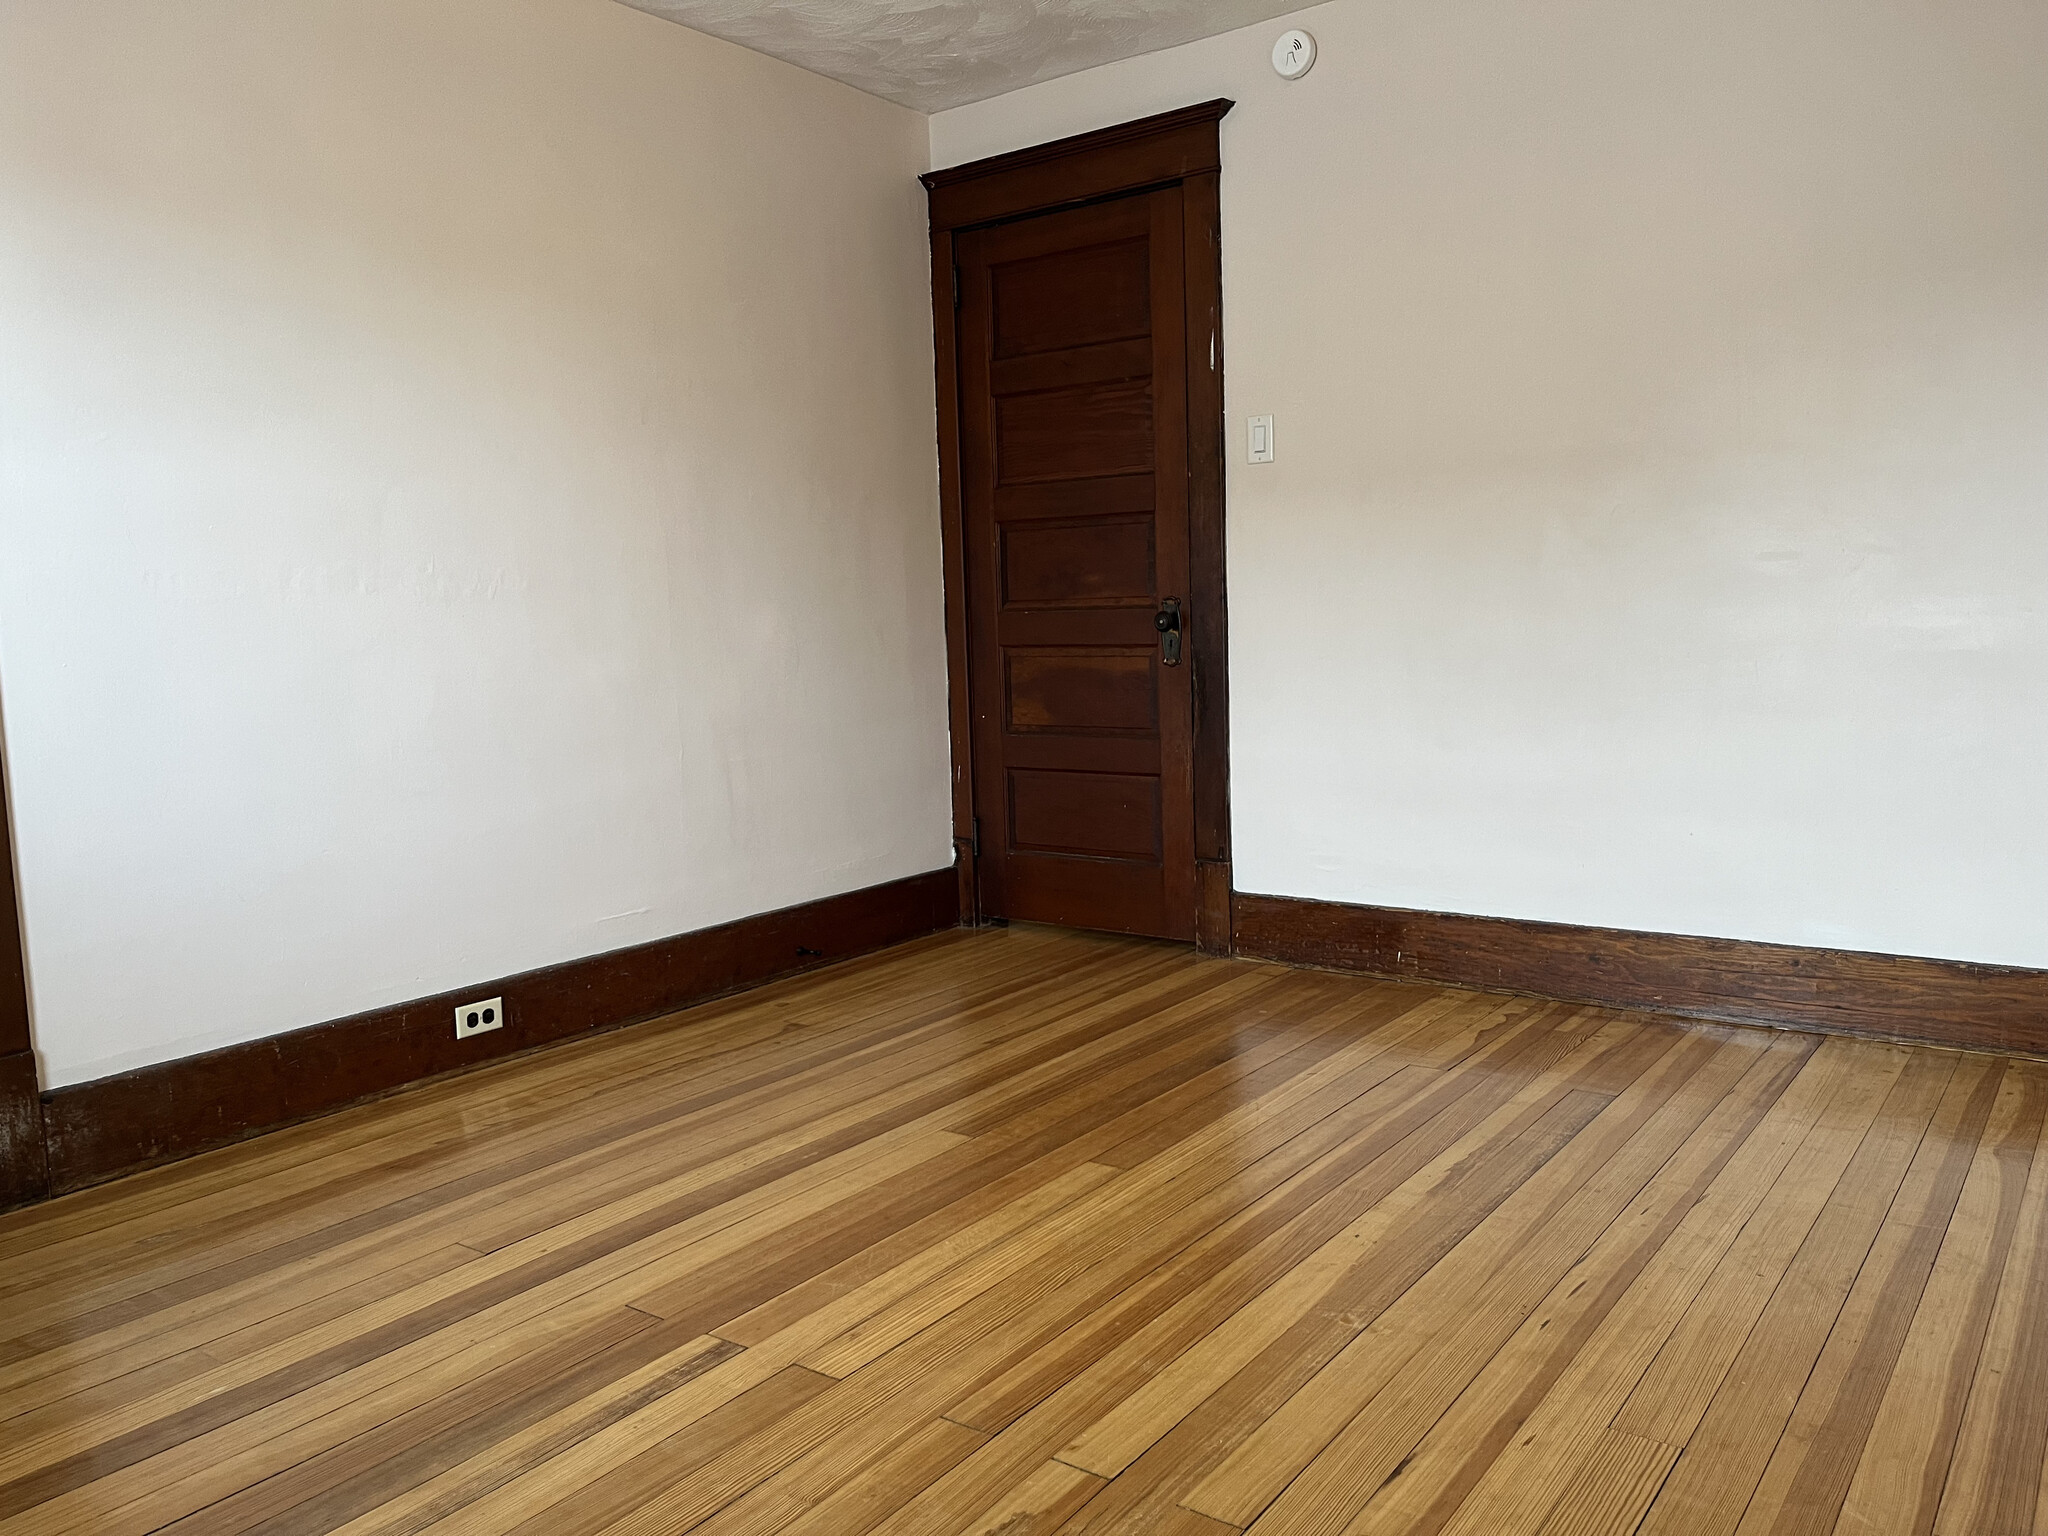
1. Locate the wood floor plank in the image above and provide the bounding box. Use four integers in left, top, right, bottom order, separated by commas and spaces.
0, 1123, 966, 1520
624, 969, 1311, 1331
1065, 1078, 1617, 1481
0, 1232, 485, 1423
957, 1458, 1103, 1535
1411, 1037, 1899, 1536
527, 1005, 1605, 1536
944, 999, 1607, 1441
0, 930, 1001, 1271
0, 946, 1073, 1368
1323, 1036, 1817, 1536
864, 1008, 1629, 1536
1633, 1052, 1958, 1536
1928, 1069, 2048, 1536
733, 1417, 988, 1536
0, 930, 1004, 1282
840, 1036, 1594, 1533
713, 982, 1420, 1352
317, 1333, 745, 1536
388, 1114, 1321, 1535
1531, 1427, 1678, 1536
154, 1307, 682, 1536
1610, 1045, 1923, 1449
0, 1315, 739, 1536
1061, 1031, 1674, 1487
1728, 1056, 2009, 1536
498, 1364, 841, 1536
1832, 1064, 2048, 1536
788, 991, 1473, 1385
0, 929, 2038, 1536
1187, 1031, 1758, 1533
0, 930, 1097, 1339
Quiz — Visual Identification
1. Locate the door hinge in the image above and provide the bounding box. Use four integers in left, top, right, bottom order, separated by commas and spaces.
952, 265, 961, 308
970, 815, 981, 858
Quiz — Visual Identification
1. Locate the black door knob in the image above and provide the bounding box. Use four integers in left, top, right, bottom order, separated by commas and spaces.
1155, 598, 1183, 665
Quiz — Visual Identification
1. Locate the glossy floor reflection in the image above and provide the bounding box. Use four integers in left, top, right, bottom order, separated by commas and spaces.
1, 924, 2041, 1535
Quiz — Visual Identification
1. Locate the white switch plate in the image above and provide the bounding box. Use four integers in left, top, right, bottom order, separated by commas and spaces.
455, 996, 504, 1040
1248, 415, 1274, 463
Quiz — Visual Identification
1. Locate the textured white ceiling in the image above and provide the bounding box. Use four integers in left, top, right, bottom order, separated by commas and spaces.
616, 0, 1304, 112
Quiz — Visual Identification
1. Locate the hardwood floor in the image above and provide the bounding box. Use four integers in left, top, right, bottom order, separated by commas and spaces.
2, 924, 2045, 1535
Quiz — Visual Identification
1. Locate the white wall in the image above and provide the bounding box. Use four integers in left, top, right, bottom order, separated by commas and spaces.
934, 0, 2048, 967
0, 0, 951, 1087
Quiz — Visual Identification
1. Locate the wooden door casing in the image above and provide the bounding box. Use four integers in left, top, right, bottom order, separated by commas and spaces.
957, 190, 1196, 939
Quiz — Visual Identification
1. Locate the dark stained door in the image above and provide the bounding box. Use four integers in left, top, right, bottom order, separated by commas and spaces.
955, 188, 1197, 940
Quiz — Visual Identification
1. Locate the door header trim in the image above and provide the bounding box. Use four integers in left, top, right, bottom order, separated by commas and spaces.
922, 99, 1234, 232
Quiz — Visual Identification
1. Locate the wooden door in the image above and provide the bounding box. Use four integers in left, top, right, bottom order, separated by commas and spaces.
955, 189, 1197, 940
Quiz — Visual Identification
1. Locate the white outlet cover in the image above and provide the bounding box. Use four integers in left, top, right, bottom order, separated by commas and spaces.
1248, 414, 1275, 463
455, 996, 505, 1040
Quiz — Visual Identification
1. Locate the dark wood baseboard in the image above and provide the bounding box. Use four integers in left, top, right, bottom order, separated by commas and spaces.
35, 867, 958, 1198
1233, 892, 2048, 1057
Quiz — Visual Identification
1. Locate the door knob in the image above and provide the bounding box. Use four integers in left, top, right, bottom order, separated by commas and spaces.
1155, 598, 1183, 667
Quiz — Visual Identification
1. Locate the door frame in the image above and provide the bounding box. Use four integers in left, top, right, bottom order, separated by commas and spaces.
0, 696, 49, 1208
922, 100, 1235, 952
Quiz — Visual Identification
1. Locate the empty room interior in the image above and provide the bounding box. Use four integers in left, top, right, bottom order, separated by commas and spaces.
2, 0, 2046, 1531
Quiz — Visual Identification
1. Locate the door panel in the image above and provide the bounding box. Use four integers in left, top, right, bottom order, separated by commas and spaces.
1004, 649, 1158, 734
999, 517, 1155, 607
993, 472, 1154, 523
958, 189, 1196, 940
1008, 770, 1162, 859
992, 340, 1154, 396
994, 379, 1154, 483
990, 237, 1150, 355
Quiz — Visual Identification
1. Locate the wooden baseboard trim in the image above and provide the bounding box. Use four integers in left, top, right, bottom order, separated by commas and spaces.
1232, 892, 2048, 1056
35, 866, 958, 1197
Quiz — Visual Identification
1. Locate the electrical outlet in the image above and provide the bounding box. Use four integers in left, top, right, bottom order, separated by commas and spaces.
455, 996, 504, 1041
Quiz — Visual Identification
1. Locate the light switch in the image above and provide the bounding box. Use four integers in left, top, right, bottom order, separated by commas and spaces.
1248, 415, 1274, 464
